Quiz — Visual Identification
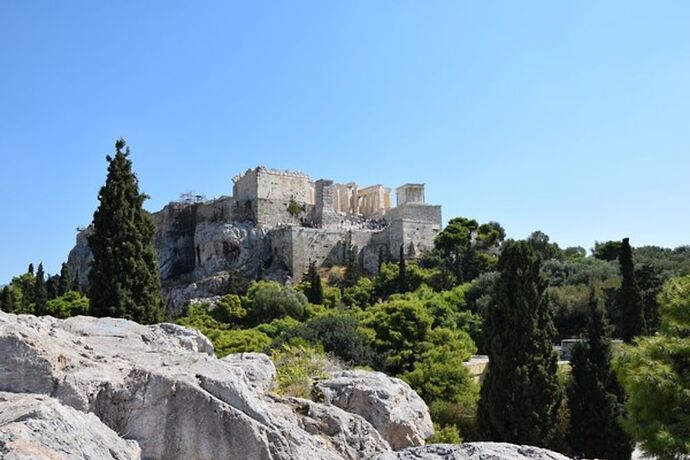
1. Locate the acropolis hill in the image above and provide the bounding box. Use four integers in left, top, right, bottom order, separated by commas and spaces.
68, 166, 442, 313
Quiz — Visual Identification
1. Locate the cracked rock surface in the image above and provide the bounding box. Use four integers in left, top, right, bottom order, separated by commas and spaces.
0, 312, 391, 459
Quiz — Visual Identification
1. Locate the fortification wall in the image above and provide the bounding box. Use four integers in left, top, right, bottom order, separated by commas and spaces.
386, 218, 440, 260
256, 199, 314, 228
255, 169, 315, 204
232, 169, 259, 201
271, 226, 383, 280
384, 204, 442, 227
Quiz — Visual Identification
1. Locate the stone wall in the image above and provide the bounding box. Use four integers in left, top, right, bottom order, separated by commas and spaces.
232, 168, 259, 202
255, 199, 314, 228
233, 167, 315, 204
396, 184, 425, 206
384, 204, 442, 227
271, 226, 384, 280
256, 169, 314, 204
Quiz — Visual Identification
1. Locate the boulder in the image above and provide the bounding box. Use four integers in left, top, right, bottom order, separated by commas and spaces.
377, 442, 572, 460
0, 312, 391, 460
281, 397, 391, 459
315, 370, 434, 450
0, 392, 141, 460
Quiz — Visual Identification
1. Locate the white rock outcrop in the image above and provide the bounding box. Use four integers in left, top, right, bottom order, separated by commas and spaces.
377, 442, 571, 460
0, 392, 141, 460
0, 312, 393, 460
316, 370, 435, 450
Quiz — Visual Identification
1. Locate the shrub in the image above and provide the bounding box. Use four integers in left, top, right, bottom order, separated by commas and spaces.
244, 281, 307, 325
271, 344, 332, 398
45, 290, 89, 318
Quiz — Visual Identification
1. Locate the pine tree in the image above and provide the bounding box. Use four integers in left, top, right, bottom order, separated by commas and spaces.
477, 240, 562, 447
305, 260, 324, 305
33, 263, 48, 315
568, 287, 633, 460
618, 238, 645, 342
57, 263, 71, 296
88, 139, 164, 324
398, 244, 408, 293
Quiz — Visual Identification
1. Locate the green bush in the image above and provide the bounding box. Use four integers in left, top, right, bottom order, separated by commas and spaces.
45, 290, 89, 318
427, 422, 462, 444
277, 315, 373, 366
342, 277, 374, 308
244, 281, 307, 325
212, 328, 272, 357
271, 344, 331, 398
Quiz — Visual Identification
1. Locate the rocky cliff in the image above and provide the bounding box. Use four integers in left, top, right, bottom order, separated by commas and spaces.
0, 311, 572, 460
68, 197, 278, 316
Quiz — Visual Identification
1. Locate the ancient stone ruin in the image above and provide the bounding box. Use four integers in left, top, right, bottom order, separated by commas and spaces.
230, 166, 442, 278
68, 166, 442, 311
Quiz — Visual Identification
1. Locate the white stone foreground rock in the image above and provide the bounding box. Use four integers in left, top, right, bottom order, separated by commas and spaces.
316, 370, 435, 450
0, 392, 141, 460
0, 312, 405, 459
377, 442, 571, 460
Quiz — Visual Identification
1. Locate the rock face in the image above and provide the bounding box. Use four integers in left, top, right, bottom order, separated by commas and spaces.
0, 312, 398, 460
377, 443, 571, 460
68, 198, 277, 315
316, 370, 434, 450
0, 392, 141, 460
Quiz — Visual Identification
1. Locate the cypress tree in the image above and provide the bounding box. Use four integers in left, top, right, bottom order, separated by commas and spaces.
69, 274, 81, 294
477, 240, 562, 447
568, 287, 633, 460
57, 262, 71, 296
88, 139, 164, 324
28, 263, 34, 275
305, 260, 324, 305
618, 238, 645, 342
398, 244, 408, 293
378, 246, 386, 273
343, 243, 361, 288
34, 263, 48, 315
46, 275, 58, 301
0, 286, 13, 313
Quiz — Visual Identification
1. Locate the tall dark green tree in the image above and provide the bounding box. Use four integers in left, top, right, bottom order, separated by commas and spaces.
88, 139, 164, 324
343, 243, 361, 288
477, 240, 562, 447
46, 274, 58, 301
305, 260, 324, 305
33, 263, 48, 315
568, 288, 633, 460
0, 286, 14, 312
57, 263, 71, 296
618, 238, 646, 342
398, 244, 408, 293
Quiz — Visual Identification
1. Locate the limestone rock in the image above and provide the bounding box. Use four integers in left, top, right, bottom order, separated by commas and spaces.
221, 352, 276, 393
282, 397, 391, 459
0, 312, 394, 460
377, 442, 572, 460
316, 370, 434, 450
0, 392, 141, 460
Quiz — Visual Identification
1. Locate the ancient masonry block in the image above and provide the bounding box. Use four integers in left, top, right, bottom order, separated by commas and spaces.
232, 166, 442, 280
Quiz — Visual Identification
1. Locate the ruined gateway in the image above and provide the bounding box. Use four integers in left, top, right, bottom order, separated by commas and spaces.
68, 166, 442, 314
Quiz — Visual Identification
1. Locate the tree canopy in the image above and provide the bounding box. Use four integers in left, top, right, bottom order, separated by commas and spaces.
88, 139, 164, 324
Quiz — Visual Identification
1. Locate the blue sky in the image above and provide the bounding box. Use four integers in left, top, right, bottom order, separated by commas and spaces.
1, 1, 689, 282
